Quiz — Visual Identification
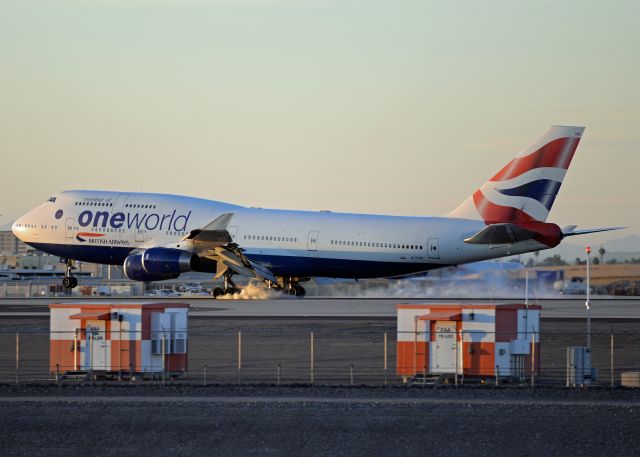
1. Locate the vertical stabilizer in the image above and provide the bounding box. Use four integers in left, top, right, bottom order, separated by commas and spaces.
448, 125, 584, 223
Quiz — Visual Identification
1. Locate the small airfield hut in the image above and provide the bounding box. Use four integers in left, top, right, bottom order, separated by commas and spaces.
397, 303, 541, 383
49, 302, 188, 378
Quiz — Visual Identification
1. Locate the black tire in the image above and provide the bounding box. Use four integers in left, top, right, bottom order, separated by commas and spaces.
70, 277, 78, 288
213, 287, 224, 298
296, 285, 306, 297
62, 277, 72, 289
288, 288, 297, 296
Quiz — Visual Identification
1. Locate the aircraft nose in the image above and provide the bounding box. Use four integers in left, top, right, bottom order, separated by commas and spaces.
12, 212, 30, 240
12, 218, 23, 239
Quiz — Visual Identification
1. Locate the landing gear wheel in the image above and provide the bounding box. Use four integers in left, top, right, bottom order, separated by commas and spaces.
61, 258, 78, 289
295, 285, 306, 297
62, 275, 78, 289
213, 287, 224, 298
220, 273, 239, 297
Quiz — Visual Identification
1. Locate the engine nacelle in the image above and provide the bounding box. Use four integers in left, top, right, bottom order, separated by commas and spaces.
141, 247, 197, 276
123, 254, 179, 282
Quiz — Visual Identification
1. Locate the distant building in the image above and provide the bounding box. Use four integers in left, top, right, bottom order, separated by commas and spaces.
0, 222, 31, 256
0, 222, 104, 277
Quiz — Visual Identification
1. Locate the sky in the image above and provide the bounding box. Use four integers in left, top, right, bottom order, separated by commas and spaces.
1, 0, 638, 247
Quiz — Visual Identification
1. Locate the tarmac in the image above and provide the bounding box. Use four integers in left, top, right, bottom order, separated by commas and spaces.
1, 385, 639, 457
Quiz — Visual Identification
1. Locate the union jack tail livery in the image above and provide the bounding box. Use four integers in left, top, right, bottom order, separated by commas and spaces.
449, 125, 584, 224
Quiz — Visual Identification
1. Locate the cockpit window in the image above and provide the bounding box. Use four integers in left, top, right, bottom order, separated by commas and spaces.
47, 196, 56, 203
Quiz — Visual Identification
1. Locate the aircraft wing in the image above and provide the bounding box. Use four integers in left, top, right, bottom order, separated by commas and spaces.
203, 247, 277, 283
183, 212, 277, 283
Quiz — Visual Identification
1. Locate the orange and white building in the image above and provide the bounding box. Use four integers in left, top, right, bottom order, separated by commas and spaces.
49, 302, 188, 375
397, 304, 541, 381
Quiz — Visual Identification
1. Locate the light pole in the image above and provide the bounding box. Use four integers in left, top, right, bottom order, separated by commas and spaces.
586, 246, 591, 352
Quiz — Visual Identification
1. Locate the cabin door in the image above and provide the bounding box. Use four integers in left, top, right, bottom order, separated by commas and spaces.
427, 238, 440, 259
307, 231, 319, 256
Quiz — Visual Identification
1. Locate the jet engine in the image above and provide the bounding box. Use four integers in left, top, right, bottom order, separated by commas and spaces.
123, 253, 180, 282
141, 247, 198, 275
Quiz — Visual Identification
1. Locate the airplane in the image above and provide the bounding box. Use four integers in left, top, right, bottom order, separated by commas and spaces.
11, 125, 620, 297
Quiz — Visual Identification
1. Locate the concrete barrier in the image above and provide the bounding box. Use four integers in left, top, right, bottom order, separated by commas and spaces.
621, 372, 640, 388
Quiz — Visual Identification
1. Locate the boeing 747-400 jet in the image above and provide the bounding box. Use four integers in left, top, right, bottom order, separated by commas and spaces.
12, 125, 620, 296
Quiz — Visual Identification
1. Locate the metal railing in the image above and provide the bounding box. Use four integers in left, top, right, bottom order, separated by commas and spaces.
0, 327, 638, 387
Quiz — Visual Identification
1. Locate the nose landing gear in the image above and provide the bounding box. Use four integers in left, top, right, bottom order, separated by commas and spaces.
61, 258, 78, 289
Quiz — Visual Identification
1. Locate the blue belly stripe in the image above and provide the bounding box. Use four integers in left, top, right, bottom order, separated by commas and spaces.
27, 242, 441, 279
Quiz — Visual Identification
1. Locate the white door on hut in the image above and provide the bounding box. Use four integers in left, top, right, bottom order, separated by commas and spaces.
86, 320, 108, 370
431, 321, 457, 373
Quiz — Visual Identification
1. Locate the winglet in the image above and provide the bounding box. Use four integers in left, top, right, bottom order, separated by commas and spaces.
202, 213, 234, 231
185, 212, 235, 243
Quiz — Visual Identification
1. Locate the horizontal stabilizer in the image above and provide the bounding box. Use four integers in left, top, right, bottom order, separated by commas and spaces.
464, 221, 563, 247
464, 223, 536, 245
562, 226, 625, 237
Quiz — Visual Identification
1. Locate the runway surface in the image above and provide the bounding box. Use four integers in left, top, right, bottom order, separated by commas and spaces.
1, 395, 638, 407
0, 297, 639, 319
2, 386, 639, 457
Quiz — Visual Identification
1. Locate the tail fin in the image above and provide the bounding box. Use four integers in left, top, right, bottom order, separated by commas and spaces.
448, 125, 585, 223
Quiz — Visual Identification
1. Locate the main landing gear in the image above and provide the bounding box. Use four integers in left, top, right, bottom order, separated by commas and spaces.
211, 274, 307, 298
282, 277, 305, 297
288, 285, 305, 296
61, 258, 78, 289
212, 272, 241, 298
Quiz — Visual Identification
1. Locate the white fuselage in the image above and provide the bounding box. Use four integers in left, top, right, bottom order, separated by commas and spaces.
12, 190, 549, 279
